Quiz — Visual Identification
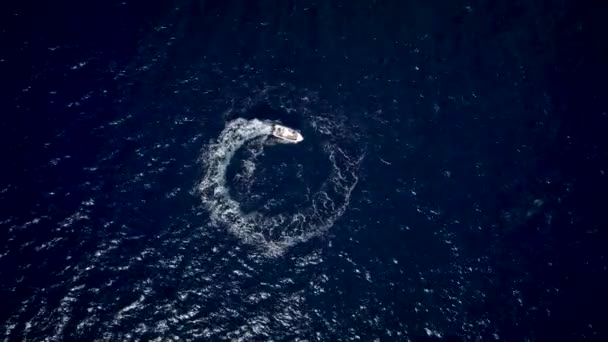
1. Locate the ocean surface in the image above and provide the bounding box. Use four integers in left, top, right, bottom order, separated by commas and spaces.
1, 0, 606, 340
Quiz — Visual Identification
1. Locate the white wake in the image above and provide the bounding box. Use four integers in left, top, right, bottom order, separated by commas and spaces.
198, 118, 361, 256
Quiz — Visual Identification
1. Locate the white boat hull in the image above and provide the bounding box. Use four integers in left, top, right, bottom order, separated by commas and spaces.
271, 124, 304, 143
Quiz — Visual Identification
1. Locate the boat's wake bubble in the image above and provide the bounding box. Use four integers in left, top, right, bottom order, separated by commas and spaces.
199, 118, 362, 256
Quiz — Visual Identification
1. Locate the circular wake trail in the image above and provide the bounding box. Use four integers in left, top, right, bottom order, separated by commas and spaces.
199, 118, 361, 256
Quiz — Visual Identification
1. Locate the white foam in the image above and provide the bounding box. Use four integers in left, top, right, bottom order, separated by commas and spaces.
198, 118, 362, 256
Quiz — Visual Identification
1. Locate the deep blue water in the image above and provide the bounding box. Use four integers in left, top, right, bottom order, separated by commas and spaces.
1, 0, 607, 340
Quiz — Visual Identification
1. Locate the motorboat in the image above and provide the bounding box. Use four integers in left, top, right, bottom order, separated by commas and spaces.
271, 124, 304, 143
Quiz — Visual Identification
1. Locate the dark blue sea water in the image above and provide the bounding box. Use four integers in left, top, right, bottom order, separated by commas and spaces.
2, 0, 607, 340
